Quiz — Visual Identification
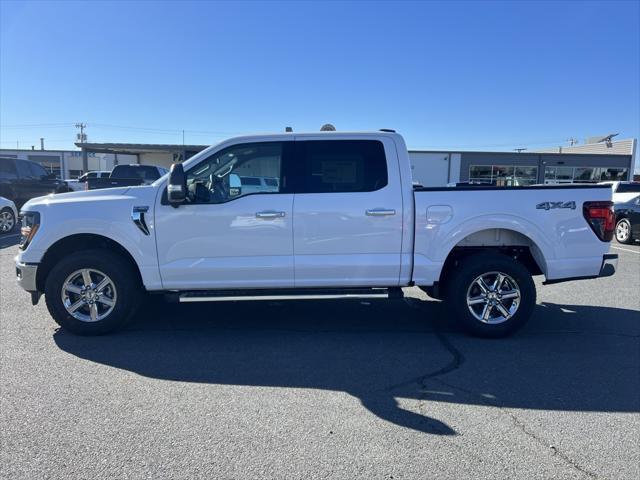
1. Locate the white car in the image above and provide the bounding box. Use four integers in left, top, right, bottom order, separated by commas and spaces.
599, 181, 640, 204
0, 196, 18, 234
16, 131, 617, 338
239, 176, 280, 194
65, 171, 111, 191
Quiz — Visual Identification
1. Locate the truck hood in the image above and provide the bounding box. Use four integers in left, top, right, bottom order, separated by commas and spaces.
21, 186, 150, 211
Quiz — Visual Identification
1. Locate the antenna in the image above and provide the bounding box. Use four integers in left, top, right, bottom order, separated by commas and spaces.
75, 123, 87, 143
587, 133, 619, 147
599, 133, 619, 147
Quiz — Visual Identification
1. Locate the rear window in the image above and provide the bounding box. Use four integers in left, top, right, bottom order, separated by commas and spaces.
295, 140, 387, 193
113, 165, 161, 180
616, 183, 640, 193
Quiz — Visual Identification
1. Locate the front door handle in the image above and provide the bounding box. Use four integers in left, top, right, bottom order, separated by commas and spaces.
256, 210, 286, 219
366, 208, 396, 216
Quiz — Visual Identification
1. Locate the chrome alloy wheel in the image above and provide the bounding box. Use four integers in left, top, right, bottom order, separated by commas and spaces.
466, 271, 521, 324
61, 268, 117, 322
0, 210, 15, 232
616, 220, 630, 242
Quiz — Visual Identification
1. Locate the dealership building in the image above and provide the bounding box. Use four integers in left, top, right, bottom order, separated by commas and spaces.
1, 137, 636, 186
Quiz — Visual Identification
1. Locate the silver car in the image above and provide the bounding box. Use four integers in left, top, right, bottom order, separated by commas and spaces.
0, 196, 18, 234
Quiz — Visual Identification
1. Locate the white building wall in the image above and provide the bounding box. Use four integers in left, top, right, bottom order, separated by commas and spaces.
408, 152, 451, 187
139, 152, 174, 169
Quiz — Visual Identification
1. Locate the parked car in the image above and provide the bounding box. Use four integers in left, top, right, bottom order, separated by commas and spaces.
239, 176, 280, 194
599, 181, 640, 204
0, 157, 70, 209
614, 194, 640, 244
86, 164, 168, 190
0, 196, 18, 234
65, 171, 111, 191
16, 131, 617, 338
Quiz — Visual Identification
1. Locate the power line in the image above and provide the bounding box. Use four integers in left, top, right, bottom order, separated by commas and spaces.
0, 123, 74, 129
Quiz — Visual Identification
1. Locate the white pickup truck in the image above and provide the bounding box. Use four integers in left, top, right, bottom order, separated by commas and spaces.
15, 131, 618, 337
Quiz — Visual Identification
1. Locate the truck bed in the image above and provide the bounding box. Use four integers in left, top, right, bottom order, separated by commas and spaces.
411, 183, 613, 286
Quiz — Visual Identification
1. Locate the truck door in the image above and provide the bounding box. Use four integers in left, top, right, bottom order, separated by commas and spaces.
292, 138, 404, 287
155, 141, 295, 290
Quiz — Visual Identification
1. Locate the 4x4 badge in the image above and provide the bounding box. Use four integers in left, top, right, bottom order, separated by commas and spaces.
536, 201, 576, 211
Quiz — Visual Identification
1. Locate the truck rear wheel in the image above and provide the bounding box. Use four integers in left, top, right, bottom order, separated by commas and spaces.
445, 253, 536, 337
44, 249, 140, 335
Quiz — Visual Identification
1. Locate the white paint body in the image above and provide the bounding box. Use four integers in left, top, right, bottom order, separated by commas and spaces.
17, 132, 613, 292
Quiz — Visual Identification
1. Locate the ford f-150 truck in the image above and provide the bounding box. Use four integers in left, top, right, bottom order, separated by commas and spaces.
15, 131, 618, 337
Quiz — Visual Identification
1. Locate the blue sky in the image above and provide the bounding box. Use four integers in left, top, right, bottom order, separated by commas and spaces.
1, 0, 638, 153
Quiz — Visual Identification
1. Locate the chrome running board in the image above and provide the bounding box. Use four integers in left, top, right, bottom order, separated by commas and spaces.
170, 287, 403, 303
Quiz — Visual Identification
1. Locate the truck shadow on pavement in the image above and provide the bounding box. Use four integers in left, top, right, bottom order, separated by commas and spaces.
53, 298, 640, 436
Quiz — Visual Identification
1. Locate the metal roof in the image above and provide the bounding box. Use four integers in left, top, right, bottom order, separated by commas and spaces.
76, 142, 208, 154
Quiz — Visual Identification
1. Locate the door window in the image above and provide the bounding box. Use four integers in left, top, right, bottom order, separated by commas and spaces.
295, 140, 387, 193
15, 160, 33, 178
28, 162, 48, 179
0, 159, 18, 179
185, 142, 285, 204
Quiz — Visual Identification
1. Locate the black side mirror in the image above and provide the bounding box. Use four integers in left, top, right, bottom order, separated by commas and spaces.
167, 163, 187, 205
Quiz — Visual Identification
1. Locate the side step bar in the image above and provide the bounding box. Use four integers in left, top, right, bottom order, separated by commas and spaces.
166, 287, 404, 303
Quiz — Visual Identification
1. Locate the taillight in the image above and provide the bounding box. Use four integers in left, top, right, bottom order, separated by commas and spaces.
583, 201, 614, 242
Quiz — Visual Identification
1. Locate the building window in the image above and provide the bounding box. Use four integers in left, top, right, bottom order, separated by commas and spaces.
469, 165, 538, 186
544, 166, 628, 184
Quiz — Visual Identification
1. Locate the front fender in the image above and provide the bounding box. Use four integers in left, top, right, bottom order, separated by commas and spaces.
18, 187, 162, 290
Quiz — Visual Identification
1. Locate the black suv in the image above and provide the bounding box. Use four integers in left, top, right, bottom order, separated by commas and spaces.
0, 157, 69, 209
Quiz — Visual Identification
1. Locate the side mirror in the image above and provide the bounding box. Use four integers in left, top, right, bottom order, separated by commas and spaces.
167, 163, 187, 205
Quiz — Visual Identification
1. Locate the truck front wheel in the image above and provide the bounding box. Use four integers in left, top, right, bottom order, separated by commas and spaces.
445, 253, 536, 337
44, 249, 141, 335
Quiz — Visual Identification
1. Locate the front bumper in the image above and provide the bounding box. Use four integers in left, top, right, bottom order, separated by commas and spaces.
15, 258, 43, 305
16, 259, 38, 292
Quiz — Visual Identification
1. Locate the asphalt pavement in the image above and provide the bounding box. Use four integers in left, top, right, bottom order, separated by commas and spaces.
1, 234, 639, 479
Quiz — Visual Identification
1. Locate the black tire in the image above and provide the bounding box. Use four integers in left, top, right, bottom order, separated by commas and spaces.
44, 249, 141, 335
615, 218, 633, 244
444, 253, 536, 338
0, 207, 16, 234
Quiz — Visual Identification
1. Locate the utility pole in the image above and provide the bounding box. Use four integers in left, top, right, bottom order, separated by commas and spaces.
75, 123, 88, 172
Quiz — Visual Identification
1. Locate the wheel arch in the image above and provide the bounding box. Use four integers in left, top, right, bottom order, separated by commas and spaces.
435, 227, 547, 296
36, 233, 143, 292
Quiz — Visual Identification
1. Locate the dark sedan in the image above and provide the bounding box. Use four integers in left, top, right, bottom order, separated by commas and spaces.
614, 194, 640, 244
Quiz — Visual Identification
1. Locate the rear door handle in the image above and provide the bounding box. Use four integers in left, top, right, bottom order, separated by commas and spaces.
366, 209, 396, 216
256, 210, 286, 219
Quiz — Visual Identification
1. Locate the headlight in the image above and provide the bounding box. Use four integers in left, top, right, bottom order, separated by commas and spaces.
19, 211, 40, 250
